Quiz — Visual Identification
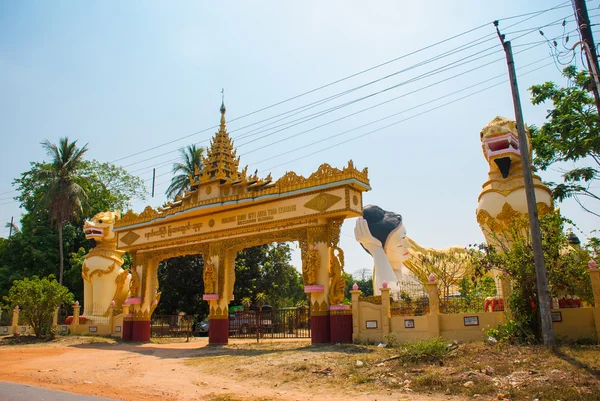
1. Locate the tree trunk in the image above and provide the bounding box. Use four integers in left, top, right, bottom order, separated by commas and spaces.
58, 223, 64, 285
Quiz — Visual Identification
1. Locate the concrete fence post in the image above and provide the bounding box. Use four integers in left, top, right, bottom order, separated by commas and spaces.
380, 285, 391, 337
350, 286, 361, 342
12, 306, 19, 334
73, 301, 80, 330
426, 280, 440, 338
109, 301, 115, 333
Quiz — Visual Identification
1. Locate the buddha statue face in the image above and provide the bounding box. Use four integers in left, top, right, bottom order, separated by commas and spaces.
384, 224, 411, 265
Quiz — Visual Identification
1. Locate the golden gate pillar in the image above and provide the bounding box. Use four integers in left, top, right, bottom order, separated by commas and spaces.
129, 256, 160, 342
303, 219, 346, 344
303, 225, 330, 343
203, 243, 231, 345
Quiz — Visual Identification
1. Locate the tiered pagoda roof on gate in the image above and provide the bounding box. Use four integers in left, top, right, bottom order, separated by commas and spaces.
115, 101, 370, 228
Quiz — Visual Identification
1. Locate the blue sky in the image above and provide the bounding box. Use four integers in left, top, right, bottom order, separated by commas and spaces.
1, 1, 598, 275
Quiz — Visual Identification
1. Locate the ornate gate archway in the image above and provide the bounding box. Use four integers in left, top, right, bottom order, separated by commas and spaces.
113, 102, 370, 344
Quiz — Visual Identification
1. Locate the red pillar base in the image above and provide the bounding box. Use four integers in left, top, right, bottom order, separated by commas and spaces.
311, 314, 330, 344
131, 320, 151, 342
122, 317, 133, 342
329, 313, 352, 344
208, 318, 229, 345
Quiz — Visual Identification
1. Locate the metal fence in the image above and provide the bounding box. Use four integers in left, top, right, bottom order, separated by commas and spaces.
390, 281, 430, 316
229, 307, 311, 339
151, 315, 193, 338
57, 306, 70, 325
0, 309, 12, 326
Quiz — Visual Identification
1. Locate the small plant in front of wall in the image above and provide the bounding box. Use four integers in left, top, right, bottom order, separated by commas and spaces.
241, 297, 252, 311
255, 293, 266, 311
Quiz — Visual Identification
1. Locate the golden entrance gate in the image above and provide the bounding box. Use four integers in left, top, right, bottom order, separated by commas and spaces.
113, 103, 369, 345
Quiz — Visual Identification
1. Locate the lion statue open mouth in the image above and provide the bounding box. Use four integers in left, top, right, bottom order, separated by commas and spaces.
476, 116, 553, 242
82, 211, 131, 318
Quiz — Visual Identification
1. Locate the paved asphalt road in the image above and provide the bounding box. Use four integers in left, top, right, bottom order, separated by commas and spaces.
0, 382, 122, 401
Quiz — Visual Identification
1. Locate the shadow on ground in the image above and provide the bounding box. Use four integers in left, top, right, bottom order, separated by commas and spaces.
68, 338, 374, 360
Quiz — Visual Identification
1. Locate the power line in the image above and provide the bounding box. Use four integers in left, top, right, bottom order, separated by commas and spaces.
258, 62, 555, 174
0, 2, 580, 199
108, 2, 573, 166
129, 16, 572, 182
151, 58, 554, 190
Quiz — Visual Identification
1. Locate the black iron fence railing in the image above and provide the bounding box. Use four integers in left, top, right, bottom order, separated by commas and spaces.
229, 307, 311, 339
151, 315, 193, 338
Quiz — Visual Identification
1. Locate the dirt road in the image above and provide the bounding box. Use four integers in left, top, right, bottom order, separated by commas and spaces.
0, 337, 464, 401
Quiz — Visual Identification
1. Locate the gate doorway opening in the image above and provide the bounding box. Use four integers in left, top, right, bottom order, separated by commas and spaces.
228, 306, 310, 339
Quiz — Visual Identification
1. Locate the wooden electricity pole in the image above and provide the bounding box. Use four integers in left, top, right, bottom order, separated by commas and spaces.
494, 21, 555, 347
572, 0, 600, 114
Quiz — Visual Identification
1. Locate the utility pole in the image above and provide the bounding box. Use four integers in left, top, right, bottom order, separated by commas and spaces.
494, 21, 555, 347
151, 168, 156, 198
8, 216, 13, 239
572, 0, 600, 114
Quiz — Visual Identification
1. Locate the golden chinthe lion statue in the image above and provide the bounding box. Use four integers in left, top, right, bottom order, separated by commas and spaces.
81, 211, 131, 318
476, 116, 553, 246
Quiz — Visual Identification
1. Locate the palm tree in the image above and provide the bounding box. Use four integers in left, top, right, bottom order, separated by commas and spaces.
38, 137, 88, 285
165, 144, 204, 200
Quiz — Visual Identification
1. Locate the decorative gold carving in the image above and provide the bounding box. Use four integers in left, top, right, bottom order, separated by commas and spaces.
328, 247, 345, 305
112, 270, 130, 308
478, 183, 553, 202
537, 202, 553, 216
209, 243, 226, 298
132, 309, 151, 321
311, 300, 329, 316
327, 218, 344, 248
209, 305, 228, 319
345, 188, 350, 210
303, 193, 342, 212
359, 295, 382, 305
352, 195, 358, 205
226, 249, 236, 300
120, 231, 140, 246
303, 243, 321, 285
276, 171, 305, 187
496, 203, 523, 228
139, 206, 159, 220
476, 209, 493, 227
115, 159, 369, 229
85, 237, 124, 266
308, 225, 327, 244
129, 266, 140, 297
223, 187, 230, 197
137, 243, 209, 265
203, 258, 216, 294
150, 292, 161, 316
206, 186, 212, 195
84, 261, 116, 280
209, 219, 215, 228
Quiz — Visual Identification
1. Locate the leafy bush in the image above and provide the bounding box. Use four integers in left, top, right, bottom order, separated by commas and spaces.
3, 275, 73, 338
485, 318, 536, 345
384, 336, 453, 364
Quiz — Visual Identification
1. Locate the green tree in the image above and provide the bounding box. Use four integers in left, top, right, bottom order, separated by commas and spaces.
472, 212, 593, 342
3, 275, 73, 338
4, 158, 146, 301
165, 144, 204, 200
155, 255, 207, 320
233, 243, 304, 308
529, 66, 600, 217
349, 268, 373, 297
36, 138, 89, 285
